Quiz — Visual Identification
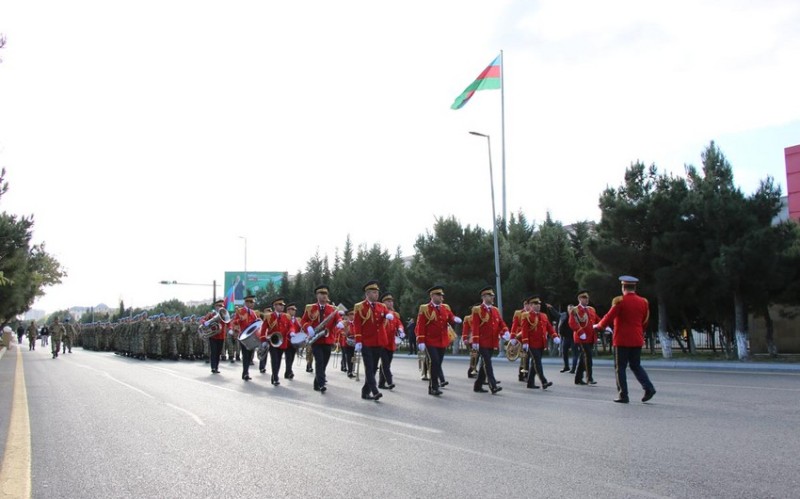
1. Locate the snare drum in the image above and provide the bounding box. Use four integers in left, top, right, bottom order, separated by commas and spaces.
238, 320, 263, 350
290, 331, 308, 346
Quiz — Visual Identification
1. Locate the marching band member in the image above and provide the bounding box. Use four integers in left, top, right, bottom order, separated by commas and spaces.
339, 309, 356, 376
259, 297, 292, 386
352, 281, 391, 401
301, 285, 343, 393
378, 291, 404, 390
520, 296, 559, 390
510, 298, 532, 381
416, 285, 462, 396
231, 295, 259, 381
200, 299, 227, 374
594, 275, 656, 403
569, 290, 599, 386
470, 287, 508, 394
284, 303, 300, 379
462, 306, 477, 379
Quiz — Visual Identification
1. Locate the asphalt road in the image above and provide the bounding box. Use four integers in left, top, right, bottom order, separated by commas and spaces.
3, 345, 800, 498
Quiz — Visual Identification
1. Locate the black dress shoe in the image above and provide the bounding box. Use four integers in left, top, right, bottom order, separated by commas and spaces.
490, 386, 503, 394
260, 369, 266, 374
575, 381, 588, 385
243, 375, 252, 381
273, 380, 280, 386
347, 373, 355, 378
306, 367, 313, 373
543, 381, 553, 389
373, 392, 383, 401
429, 388, 442, 396
211, 370, 219, 374
613, 397, 630, 404
474, 387, 488, 393
386, 384, 395, 390
440, 381, 449, 387
378, 384, 387, 389
569, 369, 575, 374
314, 386, 321, 391
560, 367, 569, 372
230, 359, 235, 364
527, 385, 540, 389
361, 393, 375, 400
588, 380, 597, 385
421, 377, 430, 381
320, 386, 327, 393
642, 389, 656, 402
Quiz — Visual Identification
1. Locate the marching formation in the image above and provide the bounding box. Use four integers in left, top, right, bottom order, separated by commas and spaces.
25, 276, 657, 404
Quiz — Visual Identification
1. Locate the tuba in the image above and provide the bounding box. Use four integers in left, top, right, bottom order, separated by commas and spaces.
198, 308, 231, 339
268, 332, 283, 348
505, 338, 522, 361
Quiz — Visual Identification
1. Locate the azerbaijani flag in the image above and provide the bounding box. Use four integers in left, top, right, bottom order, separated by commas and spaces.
450, 55, 502, 110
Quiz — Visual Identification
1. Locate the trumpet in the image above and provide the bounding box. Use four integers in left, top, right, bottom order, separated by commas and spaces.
353, 349, 362, 381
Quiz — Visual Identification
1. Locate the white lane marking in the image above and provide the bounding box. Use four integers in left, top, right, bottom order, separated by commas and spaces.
165, 403, 205, 426
648, 367, 800, 376
148, 367, 442, 434
75, 364, 156, 399
657, 380, 800, 391
601, 482, 674, 499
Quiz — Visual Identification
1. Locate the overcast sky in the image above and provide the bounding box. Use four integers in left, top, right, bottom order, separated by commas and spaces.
1, 0, 799, 313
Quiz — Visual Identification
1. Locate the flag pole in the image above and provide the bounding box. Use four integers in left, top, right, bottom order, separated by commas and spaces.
500, 49, 507, 231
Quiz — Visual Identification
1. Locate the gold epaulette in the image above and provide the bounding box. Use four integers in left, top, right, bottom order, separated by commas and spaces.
472, 305, 482, 314
513, 309, 522, 319
612, 296, 623, 307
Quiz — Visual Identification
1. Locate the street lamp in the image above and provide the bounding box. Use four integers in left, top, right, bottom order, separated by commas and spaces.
159, 280, 218, 303
469, 131, 504, 319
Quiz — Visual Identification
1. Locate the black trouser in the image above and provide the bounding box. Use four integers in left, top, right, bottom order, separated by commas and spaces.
258, 346, 269, 372
209, 338, 224, 371
474, 348, 497, 391
575, 343, 593, 382
343, 346, 355, 374
427, 347, 445, 391
572, 343, 580, 370
269, 347, 283, 382
378, 349, 394, 386
239, 343, 254, 377
407, 333, 417, 354
312, 344, 331, 389
561, 337, 574, 369
284, 345, 296, 376
361, 345, 381, 396
526, 348, 548, 387
614, 346, 654, 398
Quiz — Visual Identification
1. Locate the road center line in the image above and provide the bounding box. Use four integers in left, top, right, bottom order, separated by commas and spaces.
0, 347, 32, 499
165, 403, 205, 426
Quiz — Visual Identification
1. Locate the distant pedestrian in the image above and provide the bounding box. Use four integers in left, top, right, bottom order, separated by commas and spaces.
40, 324, 50, 347
406, 319, 417, 355
595, 275, 656, 404
17, 324, 25, 345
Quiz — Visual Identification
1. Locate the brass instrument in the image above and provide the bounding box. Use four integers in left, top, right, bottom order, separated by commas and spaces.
447, 325, 457, 345
257, 343, 269, 361
505, 337, 523, 361
268, 332, 283, 348
197, 308, 231, 339
353, 349, 362, 381
468, 348, 479, 377
418, 348, 431, 379
307, 304, 347, 346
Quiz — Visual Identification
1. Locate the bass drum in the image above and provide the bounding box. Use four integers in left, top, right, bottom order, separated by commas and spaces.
290, 331, 308, 347
238, 320, 263, 351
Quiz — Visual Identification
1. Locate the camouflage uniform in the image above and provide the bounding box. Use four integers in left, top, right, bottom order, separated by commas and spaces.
50, 320, 65, 358
27, 322, 37, 351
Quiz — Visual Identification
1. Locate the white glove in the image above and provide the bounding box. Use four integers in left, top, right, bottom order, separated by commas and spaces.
306, 326, 315, 336
418, 343, 426, 352
355, 342, 362, 352
593, 324, 600, 330
399, 331, 406, 339
523, 344, 529, 351
289, 332, 296, 338
386, 313, 394, 321
510, 338, 518, 346
338, 310, 345, 316
471, 343, 479, 350
579, 333, 587, 340
502, 331, 511, 341
554, 337, 562, 345
336, 321, 344, 329
261, 341, 267, 348
453, 316, 462, 324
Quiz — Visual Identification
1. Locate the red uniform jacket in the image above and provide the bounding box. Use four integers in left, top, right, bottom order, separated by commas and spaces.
352, 300, 389, 348
231, 307, 259, 337
470, 304, 509, 350
259, 312, 292, 350
337, 322, 352, 347
300, 303, 339, 346
568, 305, 599, 344
509, 309, 524, 340
520, 311, 557, 349
383, 312, 403, 352
461, 317, 472, 345
416, 302, 457, 349
200, 311, 228, 341
596, 293, 649, 348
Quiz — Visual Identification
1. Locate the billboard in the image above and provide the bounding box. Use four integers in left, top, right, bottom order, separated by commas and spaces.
223, 271, 284, 310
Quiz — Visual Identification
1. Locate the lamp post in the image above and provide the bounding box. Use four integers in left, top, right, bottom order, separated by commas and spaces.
159, 280, 218, 303
469, 131, 503, 319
